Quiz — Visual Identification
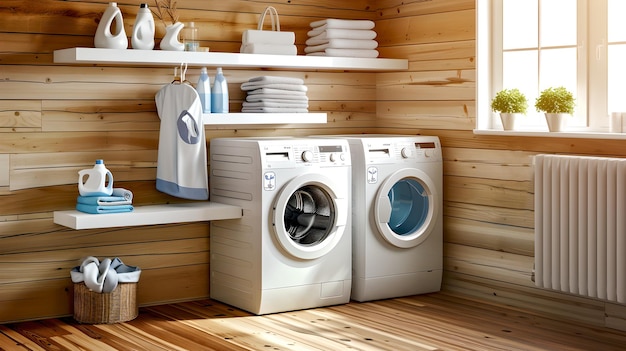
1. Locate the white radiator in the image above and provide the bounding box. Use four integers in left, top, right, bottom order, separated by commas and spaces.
534, 154, 626, 303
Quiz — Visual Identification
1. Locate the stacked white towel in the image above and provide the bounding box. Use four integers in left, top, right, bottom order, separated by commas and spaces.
241, 29, 297, 55
305, 19, 379, 58
241, 76, 309, 113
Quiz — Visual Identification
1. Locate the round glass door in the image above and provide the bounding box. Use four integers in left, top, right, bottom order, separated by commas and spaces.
273, 174, 347, 260
374, 168, 439, 248
284, 186, 334, 246
388, 178, 429, 235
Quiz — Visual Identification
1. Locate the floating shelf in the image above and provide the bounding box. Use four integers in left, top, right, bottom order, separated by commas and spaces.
54, 202, 242, 230
53, 47, 408, 71
203, 112, 326, 125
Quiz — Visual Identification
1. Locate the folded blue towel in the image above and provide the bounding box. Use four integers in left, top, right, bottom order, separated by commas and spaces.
77, 195, 132, 206
76, 203, 134, 214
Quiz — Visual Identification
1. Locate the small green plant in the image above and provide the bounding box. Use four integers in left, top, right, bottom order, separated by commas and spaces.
534, 86, 576, 114
491, 88, 529, 114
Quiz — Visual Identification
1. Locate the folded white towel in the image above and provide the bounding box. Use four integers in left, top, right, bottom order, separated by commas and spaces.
247, 94, 309, 102
307, 28, 377, 41
310, 19, 375, 30
243, 101, 309, 108
111, 188, 133, 202
307, 48, 380, 58
304, 39, 379, 53
241, 82, 308, 92
247, 88, 307, 96
240, 43, 297, 55
242, 107, 309, 113
242, 30, 295, 45
248, 76, 305, 85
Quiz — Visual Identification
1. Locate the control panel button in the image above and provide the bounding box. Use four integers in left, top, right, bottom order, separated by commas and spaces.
329, 153, 337, 162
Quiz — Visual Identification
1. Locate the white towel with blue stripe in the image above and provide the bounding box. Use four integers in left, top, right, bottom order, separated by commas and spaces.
155, 83, 208, 200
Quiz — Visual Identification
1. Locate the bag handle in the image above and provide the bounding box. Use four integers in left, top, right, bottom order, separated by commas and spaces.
257, 6, 280, 31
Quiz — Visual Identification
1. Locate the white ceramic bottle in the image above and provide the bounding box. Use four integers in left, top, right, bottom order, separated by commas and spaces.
131, 3, 155, 50
196, 67, 211, 113
94, 2, 128, 49
78, 160, 114, 196
211, 67, 229, 113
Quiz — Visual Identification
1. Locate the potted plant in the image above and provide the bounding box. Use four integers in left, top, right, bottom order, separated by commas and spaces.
490, 88, 528, 130
534, 86, 575, 132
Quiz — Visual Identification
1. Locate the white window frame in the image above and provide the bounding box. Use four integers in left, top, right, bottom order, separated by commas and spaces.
475, 0, 624, 139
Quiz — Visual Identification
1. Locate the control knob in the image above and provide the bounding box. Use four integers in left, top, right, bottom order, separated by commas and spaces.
301, 150, 314, 162
400, 147, 412, 158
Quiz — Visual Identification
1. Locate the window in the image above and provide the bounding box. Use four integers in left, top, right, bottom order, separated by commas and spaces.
476, 0, 624, 133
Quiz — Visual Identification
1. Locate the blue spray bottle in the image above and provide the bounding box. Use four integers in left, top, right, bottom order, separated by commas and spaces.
196, 67, 211, 113
211, 67, 229, 113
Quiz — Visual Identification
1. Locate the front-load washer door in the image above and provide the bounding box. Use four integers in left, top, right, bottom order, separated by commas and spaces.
373, 168, 439, 248
272, 173, 348, 260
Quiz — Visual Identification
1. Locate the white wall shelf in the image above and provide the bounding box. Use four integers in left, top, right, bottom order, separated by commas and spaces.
54, 202, 242, 230
53, 47, 408, 71
204, 112, 326, 125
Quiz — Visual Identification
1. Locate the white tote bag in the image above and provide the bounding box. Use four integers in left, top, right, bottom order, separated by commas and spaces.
241, 6, 296, 54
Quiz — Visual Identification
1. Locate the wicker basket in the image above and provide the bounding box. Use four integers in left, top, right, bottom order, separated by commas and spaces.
73, 282, 138, 324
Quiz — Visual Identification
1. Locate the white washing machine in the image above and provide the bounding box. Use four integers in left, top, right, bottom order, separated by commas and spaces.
208, 137, 352, 315
331, 135, 443, 302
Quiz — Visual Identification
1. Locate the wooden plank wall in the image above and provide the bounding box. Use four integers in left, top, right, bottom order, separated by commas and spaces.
375, 0, 626, 330
3, 0, 626, 330
0, 0, 378, 323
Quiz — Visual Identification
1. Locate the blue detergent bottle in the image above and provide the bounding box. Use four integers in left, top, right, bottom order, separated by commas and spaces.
78, 160, 114, 196
196, 67, 211, 113
211, 67, 229, 113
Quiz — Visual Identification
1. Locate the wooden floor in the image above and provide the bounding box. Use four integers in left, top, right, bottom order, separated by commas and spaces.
2, 292, 626, 351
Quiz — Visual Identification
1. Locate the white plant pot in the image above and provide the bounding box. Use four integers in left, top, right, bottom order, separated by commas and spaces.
499, 113, 519, 131
544, 113, 569, 132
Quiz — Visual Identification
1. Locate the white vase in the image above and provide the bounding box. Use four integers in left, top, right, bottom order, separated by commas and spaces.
499, 113, 519, 131
545, 113, 569, 132
160, 22, 184, 51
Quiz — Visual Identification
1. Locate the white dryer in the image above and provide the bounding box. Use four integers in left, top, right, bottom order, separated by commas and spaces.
209, 137, 352, 314
336, 135, 443, 302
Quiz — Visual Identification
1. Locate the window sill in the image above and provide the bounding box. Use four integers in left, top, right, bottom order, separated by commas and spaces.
473, 129, 626, 140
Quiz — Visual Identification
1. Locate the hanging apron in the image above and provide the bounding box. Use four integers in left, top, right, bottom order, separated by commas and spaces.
155, 82, 208, 200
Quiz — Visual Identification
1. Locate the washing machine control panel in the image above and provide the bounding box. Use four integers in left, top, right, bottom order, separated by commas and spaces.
294, 144, 349, 166
260, 142, 347, 167
364, 138, 442, 164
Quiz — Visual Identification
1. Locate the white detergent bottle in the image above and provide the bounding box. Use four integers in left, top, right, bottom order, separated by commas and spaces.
131, 3, 155, 50
196, 67, 211, 113
211, 67, 229, 113
94, 2, 128, 49
78, 160, 114, 196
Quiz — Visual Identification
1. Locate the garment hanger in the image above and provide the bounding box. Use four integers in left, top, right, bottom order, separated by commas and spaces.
171, 63, 190, 85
